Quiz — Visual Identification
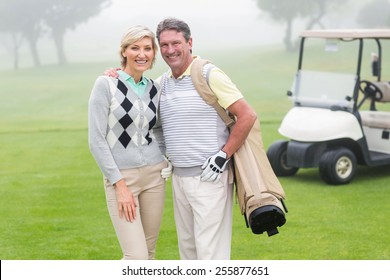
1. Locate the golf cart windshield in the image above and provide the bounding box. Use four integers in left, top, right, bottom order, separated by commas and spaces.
291, 70, 357, 110
290, 29, 390, 112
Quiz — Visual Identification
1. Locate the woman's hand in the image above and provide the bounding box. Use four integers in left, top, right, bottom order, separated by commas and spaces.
161, 156, 173, 181
114, 179, 137, 222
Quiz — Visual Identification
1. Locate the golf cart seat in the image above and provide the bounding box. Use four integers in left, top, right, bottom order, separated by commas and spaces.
360, 82, 390, 129
360, 111, 390, 129
373, 82, 390, 102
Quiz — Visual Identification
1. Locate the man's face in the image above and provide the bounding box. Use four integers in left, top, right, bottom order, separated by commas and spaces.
158, 29, 192, 75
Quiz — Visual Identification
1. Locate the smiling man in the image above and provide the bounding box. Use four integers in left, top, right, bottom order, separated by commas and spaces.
155, 17, 257, 260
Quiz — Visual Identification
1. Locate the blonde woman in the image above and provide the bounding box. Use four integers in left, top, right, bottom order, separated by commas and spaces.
88, 25, 171, 260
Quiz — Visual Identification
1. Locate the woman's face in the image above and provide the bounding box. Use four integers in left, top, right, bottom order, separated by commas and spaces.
122, 37, 155, 74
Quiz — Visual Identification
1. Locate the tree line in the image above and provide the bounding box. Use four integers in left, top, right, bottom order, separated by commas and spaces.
255, 0, 390, 52
1, 0, 390, 69
0, 0, 111, 69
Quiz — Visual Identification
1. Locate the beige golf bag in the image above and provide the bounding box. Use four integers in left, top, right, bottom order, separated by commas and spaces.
191, 59, 288, 236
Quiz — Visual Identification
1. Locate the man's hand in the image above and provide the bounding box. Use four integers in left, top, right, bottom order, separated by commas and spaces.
200, 150, 229, 182
103, 68, 120, 78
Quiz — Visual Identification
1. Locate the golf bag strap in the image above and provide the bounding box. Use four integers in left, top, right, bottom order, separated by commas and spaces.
191, 58, 236, 128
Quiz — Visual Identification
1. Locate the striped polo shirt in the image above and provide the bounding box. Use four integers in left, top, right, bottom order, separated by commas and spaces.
159, 57, 243, 176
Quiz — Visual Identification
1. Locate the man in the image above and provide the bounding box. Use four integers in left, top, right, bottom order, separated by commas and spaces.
155, 18, 257, 260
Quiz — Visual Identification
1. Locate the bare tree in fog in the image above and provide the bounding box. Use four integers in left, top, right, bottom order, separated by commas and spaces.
357, 0, 390, 27
254, 0, 349, 52
43, 0, 111, 65
0, 4, 24, 70
0, 0, 46, 68
0, 0, 111, 69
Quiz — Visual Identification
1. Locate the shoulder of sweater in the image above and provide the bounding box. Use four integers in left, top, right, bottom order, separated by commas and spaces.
91, 76, 116, 100
94, 75, 118, 86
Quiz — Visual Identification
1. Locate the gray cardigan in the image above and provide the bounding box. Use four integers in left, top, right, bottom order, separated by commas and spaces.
88, 75, 164, 184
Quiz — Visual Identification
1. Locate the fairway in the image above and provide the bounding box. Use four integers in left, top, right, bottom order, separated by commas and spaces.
0, 47, 389, 260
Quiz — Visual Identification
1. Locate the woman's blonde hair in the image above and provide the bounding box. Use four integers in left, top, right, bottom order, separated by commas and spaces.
119, 25, 158, 68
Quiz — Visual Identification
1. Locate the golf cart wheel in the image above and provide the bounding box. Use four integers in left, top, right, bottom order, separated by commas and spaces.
267, 140, 299, 176
319, 148, 357, 185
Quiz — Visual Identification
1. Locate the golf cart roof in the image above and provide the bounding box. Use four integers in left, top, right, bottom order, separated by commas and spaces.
299, 29, 390, 39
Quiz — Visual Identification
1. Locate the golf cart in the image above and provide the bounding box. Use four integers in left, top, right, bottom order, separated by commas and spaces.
267, 29, 390, 185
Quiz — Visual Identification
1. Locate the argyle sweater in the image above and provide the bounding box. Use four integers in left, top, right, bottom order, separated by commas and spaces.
88, 75, 164, 184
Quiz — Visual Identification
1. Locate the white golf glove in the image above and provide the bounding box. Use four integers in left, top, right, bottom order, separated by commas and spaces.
161, 156, 172, 181
200, 150, 229, 182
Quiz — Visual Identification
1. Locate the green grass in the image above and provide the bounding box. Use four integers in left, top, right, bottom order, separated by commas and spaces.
0, 47, 389, 260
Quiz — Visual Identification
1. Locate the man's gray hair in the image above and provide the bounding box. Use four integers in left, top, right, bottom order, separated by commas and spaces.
156, 17, 191, 43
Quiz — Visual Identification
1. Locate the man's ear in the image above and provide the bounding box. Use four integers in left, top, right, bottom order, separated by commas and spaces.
188, 37, 193, 53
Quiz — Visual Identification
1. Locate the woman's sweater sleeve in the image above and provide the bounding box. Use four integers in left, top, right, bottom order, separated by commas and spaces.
88, 76, 123, 185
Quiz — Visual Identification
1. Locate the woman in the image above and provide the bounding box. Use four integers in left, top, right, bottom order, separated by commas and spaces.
88, 25, 171, 260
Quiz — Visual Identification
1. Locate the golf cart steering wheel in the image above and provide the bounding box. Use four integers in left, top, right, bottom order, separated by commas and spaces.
359, 80, 383, 101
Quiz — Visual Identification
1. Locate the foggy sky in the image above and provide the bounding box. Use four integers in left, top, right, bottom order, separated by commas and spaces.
0, 0, 368, 69
0, 0, 285, 69
67, 0, 285, 62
